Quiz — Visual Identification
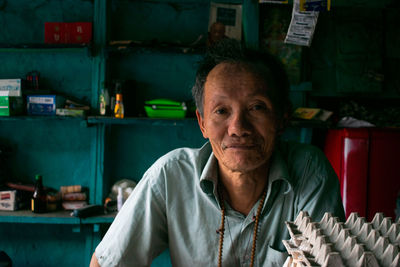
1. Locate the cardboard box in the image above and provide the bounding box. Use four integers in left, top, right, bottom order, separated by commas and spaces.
27, 95, 56, 115
56, 108, 85, 117
0, 79, 24, 116
0, 79, 22, 97
0, 190, 17, 211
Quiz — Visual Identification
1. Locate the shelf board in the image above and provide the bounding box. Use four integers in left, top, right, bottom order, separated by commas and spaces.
87, 116, 198, 126
0, 115, 86, 122
289, 119, 329, 128
0, 43, 91, 54
2, 116, 328, 128
0, 210, 115, 224
310, 91, 400, 99
106, 42, 206, 55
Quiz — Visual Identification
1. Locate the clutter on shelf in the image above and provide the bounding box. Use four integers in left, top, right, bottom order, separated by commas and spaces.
104, 179, 137, 213
60, 185, 88, 210
338, 100, 400, 128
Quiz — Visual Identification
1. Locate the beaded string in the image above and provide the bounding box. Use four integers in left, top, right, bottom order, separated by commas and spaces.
217, 205, 225, 267
217, 186, 267, 267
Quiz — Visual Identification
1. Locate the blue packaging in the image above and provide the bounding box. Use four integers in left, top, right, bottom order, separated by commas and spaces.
27, 95, 56, 115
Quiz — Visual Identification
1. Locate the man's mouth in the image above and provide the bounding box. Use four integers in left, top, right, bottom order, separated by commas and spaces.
222, 143, 258, 150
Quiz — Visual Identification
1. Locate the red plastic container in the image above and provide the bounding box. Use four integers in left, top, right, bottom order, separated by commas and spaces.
324, 128, 400, 220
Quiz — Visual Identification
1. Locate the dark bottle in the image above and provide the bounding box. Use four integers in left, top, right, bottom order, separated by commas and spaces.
31, 174, 47, 213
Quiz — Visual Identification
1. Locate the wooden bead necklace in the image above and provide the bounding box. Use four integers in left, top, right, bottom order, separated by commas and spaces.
217, 186, 267, 267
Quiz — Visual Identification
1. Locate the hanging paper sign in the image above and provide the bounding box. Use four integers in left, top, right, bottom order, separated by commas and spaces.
284, 0, 319, 47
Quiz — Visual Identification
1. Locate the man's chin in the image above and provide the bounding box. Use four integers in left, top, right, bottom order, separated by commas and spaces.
224, 159, 266, 173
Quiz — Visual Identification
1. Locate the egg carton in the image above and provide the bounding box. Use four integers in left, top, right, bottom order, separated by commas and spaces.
282, 211, 400, 267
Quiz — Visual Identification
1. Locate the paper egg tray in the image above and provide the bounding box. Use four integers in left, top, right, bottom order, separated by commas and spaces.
282, 211, 400, 267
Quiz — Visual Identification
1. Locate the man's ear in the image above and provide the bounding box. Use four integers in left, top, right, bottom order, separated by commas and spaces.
196, 109, 208, 139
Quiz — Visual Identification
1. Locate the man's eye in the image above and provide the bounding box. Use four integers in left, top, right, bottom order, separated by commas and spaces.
215, 108, 227, 115
251, 103, 267, 111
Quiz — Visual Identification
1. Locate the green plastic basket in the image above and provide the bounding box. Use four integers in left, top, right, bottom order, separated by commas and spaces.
144, 99, 187, 118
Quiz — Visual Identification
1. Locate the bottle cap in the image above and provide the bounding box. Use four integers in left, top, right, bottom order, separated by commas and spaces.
35, 174, 42, 180
116, 93, 123, 101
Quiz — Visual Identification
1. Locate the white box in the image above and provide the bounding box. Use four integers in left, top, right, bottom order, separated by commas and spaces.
0, 79, 22, 97
0, 190, 17, 211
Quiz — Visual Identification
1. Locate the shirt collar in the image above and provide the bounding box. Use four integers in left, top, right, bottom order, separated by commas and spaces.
199, 145, 294, 196
199, 152, 219, 196
267, 149, 294, 194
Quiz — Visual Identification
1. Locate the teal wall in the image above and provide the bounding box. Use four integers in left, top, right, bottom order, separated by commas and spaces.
104, 122, 205, 185
1, 223, 92, 266
108, 52, 202, 103
0, 119, 93, 188
109, 1, 209, 43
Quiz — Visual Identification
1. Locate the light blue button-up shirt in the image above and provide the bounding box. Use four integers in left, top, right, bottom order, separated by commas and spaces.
95, 141, 344, 267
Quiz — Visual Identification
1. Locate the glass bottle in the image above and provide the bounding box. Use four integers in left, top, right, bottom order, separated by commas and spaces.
31, 174, 47, 213
99, 85, 106, 116
114, 93, 124, 119
99, 82, 110, 116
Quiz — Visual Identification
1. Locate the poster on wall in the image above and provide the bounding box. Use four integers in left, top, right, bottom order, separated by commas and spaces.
208, 2, 242, 45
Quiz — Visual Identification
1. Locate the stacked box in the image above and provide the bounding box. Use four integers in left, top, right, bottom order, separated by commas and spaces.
27, 95, 56, 115
0, 79, 24, 116
0, 190, 17, 211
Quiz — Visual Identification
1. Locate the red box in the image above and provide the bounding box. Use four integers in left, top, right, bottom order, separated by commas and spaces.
68, 22, 92, 44
44, 22, 92, 44
44, 22, 67, 43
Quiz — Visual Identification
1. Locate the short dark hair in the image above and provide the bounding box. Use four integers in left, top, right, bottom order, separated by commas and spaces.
192, 39, 291, 123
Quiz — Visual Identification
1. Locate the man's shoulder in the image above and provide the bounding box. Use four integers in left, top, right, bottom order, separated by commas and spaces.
145, 142, 212, 177
279, 140, 325, 162
278, 140, 333, 182
156, 142, 211, 165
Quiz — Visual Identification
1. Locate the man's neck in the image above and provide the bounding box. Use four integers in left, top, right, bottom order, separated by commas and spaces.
218, 165, 269, 215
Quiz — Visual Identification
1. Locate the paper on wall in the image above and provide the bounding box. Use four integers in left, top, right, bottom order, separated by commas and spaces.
209, 2, 242, 41
284, 0, 319, 47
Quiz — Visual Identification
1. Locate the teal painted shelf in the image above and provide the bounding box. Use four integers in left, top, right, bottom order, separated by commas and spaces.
87, 116, 327, 128
1, 116, 327, 128
0, 44, 92, 57
87, 116, 198, 126
0, 44, 91, 52
0, 116, 86, 122
106, 43, 206, 55
0, 210, 115, 224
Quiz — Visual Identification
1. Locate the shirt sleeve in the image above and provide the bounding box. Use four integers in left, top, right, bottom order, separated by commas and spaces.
95, 165, 168, 267
295, 146, 345, 222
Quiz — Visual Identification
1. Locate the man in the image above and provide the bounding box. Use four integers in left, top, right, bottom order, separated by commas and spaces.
207, 21, 228, 47
90, 40, 344, 267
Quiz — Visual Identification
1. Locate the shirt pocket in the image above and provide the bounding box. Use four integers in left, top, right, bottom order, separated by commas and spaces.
263, 246, 288, 267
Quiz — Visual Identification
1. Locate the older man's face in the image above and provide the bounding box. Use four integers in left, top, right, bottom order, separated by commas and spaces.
197, 62, 278, 174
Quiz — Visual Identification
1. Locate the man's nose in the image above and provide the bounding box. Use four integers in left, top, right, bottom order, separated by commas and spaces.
227, 111, 252, 137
